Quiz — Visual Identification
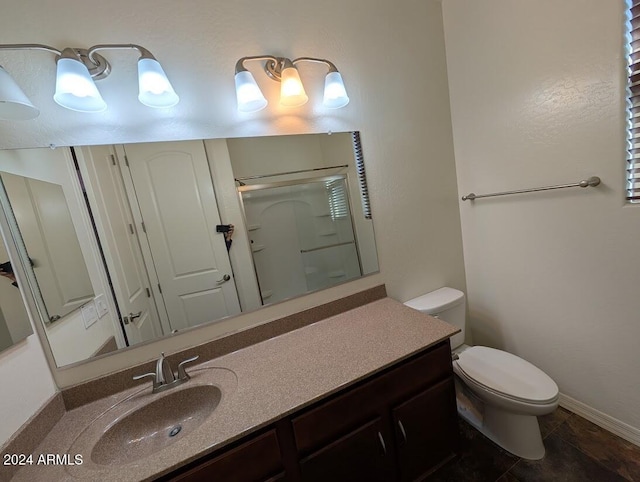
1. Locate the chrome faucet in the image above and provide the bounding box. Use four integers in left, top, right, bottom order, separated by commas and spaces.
133, 353, 199, 393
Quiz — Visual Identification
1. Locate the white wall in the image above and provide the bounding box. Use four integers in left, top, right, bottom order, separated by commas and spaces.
443, 0, 640, 432
0, 0, 465, 440
0, 336, 57, 445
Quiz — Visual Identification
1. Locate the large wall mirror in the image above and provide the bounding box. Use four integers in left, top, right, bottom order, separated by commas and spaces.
0, 132, 379, 367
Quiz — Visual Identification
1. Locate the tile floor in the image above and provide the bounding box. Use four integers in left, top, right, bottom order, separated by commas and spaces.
427, 408, 640, 481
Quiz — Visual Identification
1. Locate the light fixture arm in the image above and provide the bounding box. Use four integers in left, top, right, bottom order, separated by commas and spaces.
86, 44, 156, 65
235, 55, 280, 75
292, 57, 339, 73
235, 56, 338, 81
0, 44, 62, 56
0, 44, 111, 80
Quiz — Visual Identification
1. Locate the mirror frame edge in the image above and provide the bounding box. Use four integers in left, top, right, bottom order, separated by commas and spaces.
0, 185, 57, 373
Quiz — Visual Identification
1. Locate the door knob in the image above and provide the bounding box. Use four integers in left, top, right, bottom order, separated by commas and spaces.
216, 274, 231, 284
124, 311, 142, 325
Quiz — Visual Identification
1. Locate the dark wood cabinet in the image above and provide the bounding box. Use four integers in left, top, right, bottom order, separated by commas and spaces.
299, 418, 393, 482
166, 430, 284, 482
392, 378, 458, 481
162, 340, 457, 482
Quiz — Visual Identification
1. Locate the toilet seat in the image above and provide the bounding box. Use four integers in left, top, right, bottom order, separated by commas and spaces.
454, 346, 558, 404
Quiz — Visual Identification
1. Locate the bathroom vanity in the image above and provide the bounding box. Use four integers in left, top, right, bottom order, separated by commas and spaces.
7, 297, 460, 482
165, 341, 456, 482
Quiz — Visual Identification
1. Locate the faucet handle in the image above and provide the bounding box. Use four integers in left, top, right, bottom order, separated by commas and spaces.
132, 372, 158, 388
177, 355, 199, 380
156, 352, 176, 384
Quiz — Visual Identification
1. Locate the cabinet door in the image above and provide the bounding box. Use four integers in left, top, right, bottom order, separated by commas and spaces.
168, 429, 283, 482
392, 377, 457, 482
299, 418, 393, 482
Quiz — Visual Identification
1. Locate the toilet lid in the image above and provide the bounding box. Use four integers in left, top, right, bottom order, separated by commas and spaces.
455, 346, 558, 403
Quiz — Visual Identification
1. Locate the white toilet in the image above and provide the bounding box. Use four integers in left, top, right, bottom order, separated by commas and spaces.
404, 287, 559, 460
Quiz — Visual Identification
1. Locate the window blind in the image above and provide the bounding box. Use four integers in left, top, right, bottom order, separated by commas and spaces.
351, 132, 372, 218
627, 0, 640, 201
325, 179, 349, 221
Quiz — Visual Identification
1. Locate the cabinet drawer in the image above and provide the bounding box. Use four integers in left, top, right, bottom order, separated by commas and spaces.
292, 340, 452, 454
299, 418, 392, 482
167, 429, 283, 482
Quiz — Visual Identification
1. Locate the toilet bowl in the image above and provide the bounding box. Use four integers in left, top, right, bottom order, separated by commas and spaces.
404, 288, 559, 460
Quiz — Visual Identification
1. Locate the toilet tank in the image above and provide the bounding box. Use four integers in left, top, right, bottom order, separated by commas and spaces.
404, 287, 466, 350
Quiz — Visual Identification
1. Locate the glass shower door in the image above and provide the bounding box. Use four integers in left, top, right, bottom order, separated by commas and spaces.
240, 175, 362, 305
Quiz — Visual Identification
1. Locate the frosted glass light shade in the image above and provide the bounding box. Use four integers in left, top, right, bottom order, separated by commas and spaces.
54, 58, 106, 112
235, 70, 267, 112
0, 66, 39, 120
323, 71, 350, 109
138, 58, 179, 108
280, 66, 308, 107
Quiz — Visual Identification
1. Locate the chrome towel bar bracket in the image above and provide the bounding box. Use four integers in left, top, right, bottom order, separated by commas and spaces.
461, 176, 601, 201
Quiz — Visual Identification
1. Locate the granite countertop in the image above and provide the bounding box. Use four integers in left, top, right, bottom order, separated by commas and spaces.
11, 297, 459, 482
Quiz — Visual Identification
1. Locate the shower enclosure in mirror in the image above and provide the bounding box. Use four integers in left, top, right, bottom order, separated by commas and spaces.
239, 176, 363, 305
0, 132, 379, 367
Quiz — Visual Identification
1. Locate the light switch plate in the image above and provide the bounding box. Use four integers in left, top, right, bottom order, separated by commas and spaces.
95, 294, 109, 318
82, 301, 99, 329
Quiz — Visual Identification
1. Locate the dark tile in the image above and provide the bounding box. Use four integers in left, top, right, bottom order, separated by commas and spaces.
509, 433, 627, 482
554, 415, 640, 481
427, 418, 518, 481
538, 406, 572, 439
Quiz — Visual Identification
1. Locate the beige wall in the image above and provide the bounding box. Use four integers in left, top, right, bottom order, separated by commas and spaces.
443, 0, 640, 434
0, 0, 466, 442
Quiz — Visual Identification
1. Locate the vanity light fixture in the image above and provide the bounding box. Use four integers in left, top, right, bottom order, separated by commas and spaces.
0, 43, 178, 119
234, 55, 349, 113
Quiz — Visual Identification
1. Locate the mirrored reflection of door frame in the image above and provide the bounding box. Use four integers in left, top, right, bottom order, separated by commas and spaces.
0, 176, 89, 326
76, 145, 166, 347
117, 141, 241, 332
0, 186, 35, 351
238, 174, 364, 306
0, 173, 97, 323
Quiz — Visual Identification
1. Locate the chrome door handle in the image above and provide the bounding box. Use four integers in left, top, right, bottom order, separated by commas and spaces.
398, 420, 407, 443
216, 274, 231, 284
123, 311, 142, 325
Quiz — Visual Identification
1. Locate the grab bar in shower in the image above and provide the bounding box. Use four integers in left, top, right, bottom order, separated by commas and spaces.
461, 176, 601, 201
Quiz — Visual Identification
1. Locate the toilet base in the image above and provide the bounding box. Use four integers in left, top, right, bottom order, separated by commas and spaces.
457, 403, 545, 460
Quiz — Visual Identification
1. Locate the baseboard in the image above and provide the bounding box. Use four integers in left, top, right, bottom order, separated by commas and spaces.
559, 393, 640, 447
